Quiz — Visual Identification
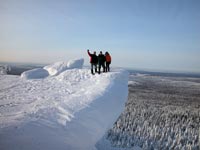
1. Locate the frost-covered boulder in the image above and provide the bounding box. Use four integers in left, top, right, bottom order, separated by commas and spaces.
21, 68, 49, 79
67, 58, 84, 69
44, 58, 84, 76
0, 67, 7, 75
0, 65, 11, 75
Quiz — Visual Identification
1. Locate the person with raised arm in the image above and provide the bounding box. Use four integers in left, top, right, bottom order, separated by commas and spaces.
87, 49, 98, 75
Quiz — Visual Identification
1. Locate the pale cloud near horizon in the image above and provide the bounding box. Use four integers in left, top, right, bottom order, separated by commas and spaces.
0, 49, 84, 64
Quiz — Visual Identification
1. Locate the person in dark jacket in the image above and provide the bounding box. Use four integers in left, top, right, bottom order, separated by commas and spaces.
98, 51, 106, 74
87, 49, 98, 75
105, 51, 111, 72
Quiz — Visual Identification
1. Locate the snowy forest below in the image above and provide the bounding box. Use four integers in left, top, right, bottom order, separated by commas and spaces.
103, 73, 200, 150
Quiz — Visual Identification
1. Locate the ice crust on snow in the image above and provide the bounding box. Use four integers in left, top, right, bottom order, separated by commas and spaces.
43, 58, 84, 76
0, 59, 129, 150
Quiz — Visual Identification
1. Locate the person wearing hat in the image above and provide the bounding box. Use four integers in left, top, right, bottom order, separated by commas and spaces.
87, 49, 98, 75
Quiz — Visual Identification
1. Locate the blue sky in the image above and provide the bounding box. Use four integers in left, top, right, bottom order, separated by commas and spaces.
0, 0, 200, 72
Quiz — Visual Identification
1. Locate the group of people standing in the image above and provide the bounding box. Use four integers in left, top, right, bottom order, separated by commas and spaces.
87, 49, 112, 75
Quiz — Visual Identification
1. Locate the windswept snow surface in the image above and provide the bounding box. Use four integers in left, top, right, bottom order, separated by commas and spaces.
0, 61, 128, 150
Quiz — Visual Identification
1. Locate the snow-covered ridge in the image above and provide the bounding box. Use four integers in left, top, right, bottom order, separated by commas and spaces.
0, 59, 129, 150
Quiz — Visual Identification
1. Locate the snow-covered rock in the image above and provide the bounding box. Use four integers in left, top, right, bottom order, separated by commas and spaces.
21, 68, 49, 79
44, 58, 84, 76
0, 64, 129, 150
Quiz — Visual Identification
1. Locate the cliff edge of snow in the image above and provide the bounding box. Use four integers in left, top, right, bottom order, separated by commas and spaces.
0, 59, 128, 150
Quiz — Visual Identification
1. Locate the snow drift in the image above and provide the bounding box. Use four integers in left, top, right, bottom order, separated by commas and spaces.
67, 58, 84, 69
21, 58, 84, 79
21, 68, 49, 79
43, 58, 84, 76
0, 59, 128, 150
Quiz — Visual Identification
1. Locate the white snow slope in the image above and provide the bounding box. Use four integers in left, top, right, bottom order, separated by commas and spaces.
0, 59, 128, 150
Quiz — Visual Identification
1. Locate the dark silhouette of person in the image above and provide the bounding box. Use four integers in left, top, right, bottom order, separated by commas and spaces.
98, 51, 106, 74
87, 49, 98, 75
105, 52, 111, 72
